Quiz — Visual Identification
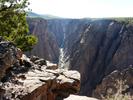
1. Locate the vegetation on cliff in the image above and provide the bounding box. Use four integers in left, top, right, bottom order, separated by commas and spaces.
0, 0, 37, 51
113, 17, 133, 25
103, 80, 132, 100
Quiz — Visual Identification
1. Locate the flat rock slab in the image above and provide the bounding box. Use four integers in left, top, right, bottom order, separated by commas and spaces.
0, 66, 80, 100
64, 95, 98, 100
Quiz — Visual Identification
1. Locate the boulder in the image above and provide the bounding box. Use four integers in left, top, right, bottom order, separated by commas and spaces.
30, 56, 58, 70
46, 61, 58, 70
34, 58, 47, 66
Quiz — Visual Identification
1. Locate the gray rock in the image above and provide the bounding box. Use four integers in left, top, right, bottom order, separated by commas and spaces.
64, 95, 98, 100
93, 67, 133, 99
0, 39, 21, 80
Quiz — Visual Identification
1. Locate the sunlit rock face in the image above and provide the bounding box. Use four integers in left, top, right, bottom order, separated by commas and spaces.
64, 95, 98, 100
0, 61, 80, 100
0, 39, 80, 100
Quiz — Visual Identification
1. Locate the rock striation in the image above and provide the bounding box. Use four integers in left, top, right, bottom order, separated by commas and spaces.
63, 19, 133, 96
0, 39, 80, 100
26, 18, 60, 63
27, 17, 133, 97
47, 19, 69, 47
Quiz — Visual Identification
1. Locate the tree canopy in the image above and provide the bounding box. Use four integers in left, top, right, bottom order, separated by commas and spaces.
0, 0, 38, 51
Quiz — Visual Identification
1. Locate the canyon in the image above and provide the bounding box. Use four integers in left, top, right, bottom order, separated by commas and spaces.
0, 36, 99, 100
26, 17, 133, 99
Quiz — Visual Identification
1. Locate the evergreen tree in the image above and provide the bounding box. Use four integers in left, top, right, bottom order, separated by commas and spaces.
0, 0, 37, 51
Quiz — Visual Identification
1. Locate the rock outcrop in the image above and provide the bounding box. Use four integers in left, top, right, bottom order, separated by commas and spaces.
0, 65, 80, 100
0, 39, 80, 100
0, 37, 21, 80
93, 67, 133, 99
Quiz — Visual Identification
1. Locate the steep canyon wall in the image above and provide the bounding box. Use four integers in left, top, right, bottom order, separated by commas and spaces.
27, 18, 133, 97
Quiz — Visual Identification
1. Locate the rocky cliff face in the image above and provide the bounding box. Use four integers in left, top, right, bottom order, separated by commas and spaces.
64, 19, 133, 96
27, 18, 60, 63
0, 37, 21, 80
27, 18, 133, 98
47, 19, 69, 47
64, 19, 89, 59
0, 38, 81, 100
63, 19, 94, 63
93, 67, 133, 99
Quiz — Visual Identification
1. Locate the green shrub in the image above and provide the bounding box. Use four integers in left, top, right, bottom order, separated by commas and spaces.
0, 0, 38, 51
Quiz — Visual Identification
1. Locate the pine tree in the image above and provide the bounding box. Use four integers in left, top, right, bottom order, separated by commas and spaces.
0, 0, 37, 51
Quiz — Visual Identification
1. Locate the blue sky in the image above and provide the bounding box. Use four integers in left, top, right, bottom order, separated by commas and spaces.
29, 0, 133, 18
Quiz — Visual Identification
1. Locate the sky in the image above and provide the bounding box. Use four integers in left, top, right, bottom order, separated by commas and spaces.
29, 0, 133, 18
